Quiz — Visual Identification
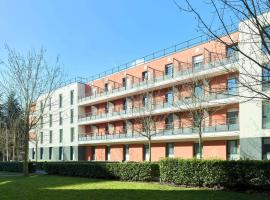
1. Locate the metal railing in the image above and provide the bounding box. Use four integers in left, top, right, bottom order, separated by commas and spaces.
78, 90, 239, 123
78, 54, 239, 103
78, 123, 239, 142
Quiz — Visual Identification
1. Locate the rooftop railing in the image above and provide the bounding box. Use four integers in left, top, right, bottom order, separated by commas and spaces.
78, 123, 239, 142
78, 90, 239, 123
78, 54, 239, 103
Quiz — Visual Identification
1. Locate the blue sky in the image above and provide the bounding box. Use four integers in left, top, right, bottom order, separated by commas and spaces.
0, 0, 212, 80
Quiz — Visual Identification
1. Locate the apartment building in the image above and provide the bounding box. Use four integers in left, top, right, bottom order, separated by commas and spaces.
29, 15, 270, 162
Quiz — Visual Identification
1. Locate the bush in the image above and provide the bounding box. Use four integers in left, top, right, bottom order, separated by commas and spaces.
0, 162, 36, 173
44, 161, 159, 181
159, 158, 270, 190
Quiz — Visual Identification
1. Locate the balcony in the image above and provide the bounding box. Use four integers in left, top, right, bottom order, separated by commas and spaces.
78, 54, 239, 106
78, 90, 239, 125
78, 123, 239, 143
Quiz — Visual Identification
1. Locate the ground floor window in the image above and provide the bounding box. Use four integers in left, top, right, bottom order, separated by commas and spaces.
166, 143, 174, 158
123, 144, 129, 161
59, 147, 63, 160
70, 146, 74, 161
32, 148, 35, 160
40, 147, 43, 160
263, 137, 270, 160
105, 145, 110, 161
91, 147, 96, 161
49, 147, 52, 160
262, 101, 270, 129
143, 144, 150, 161
227, 140, 239, 160
193, 143, 202, 159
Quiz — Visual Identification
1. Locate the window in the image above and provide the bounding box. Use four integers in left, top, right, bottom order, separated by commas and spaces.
104, 83, 108, 92
49, 131, 53, 144
262, 64, 270, 90
40, 116, 43, 128
59, 112, 62, 125
227, 140, 238, 160
142, 95, 148, 107
123, 121, 127, 133
123, 99, 127, 110
40, 147, 43, 160
143, 144, 150, 161
226, 44, 238, 58
70, 127, 74, 142
262, 138, 270, 160
32, 148, 35, 160
194, 84, 203, 97
59, 147, 63, 160
105, 125, 109, 134
122, 77, 126, 88
49, 114, 52, 127
165, 64, 174, 77
105, 104, 109, 113
49, 147, 52, 160
142, 71, 148, 81
70, 146, 74, 161
227, 110, 239, 125
227, 78, 237, 95
70, 90, 74, 105
40, 101, 43, 112
59, 94, 62, 108
59, 129, 63, 143
40, 132, 43, 144
165, 90, 173, 104
91, 147, 96, 161
165, 114, 174, 129
262, 26, 270, 54
70, 109, 74, 123
262, 101, 270, 129
192, 55, 203, 71
49, 97, 52, 111
166, 143, 174, 158
194, 143, 202, 159
123, 144, 129, 161
105, 146, 110, 161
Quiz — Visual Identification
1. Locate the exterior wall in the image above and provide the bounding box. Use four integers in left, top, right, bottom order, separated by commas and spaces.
151, 143, 166, 161
174, 142, 194, 158
95, 146, 106, 161
129, 144, 143, 161
110, 145, 124, 161
203, 140, 227, 160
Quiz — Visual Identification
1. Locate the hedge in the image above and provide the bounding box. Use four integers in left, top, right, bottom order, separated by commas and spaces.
0, 162, 36, 173
44, 161, 159, 182
159, 158, 270, 190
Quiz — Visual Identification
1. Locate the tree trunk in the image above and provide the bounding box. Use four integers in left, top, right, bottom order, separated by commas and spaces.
148, 137, 151, 162
13, 128, 16, 161
198, 125, 203, 159
23, 123, 29, 176
5, 128, 9, 161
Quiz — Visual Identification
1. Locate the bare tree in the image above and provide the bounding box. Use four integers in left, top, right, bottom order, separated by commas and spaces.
173, 74, 233, 158
0, 46, 63, 176
175, 0, 270, 101
132, 89, 168, 162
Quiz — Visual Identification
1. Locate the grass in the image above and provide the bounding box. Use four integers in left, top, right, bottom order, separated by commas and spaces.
0, 174, 268, 200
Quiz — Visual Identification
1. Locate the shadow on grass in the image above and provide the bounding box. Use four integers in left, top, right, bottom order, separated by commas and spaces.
0, 175, 267, 200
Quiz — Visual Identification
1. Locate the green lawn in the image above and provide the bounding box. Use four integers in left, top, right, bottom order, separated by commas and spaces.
0, 174, 267, 200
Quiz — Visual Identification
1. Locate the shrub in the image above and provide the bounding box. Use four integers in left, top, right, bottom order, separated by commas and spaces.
44, 161, 159, 181
159, 158, 270, 190
0, 162, 36, 173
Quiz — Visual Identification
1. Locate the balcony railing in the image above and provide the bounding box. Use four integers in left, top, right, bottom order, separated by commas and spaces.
78, 123, 239, 142
78, 90, 239, 123
78, 54, 239, 103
